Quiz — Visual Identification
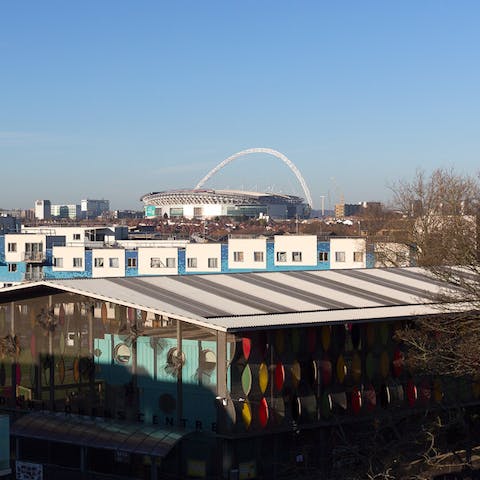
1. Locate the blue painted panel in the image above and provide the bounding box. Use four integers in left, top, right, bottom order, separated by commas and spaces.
125, 250, 138, 277
178, 249, 186, 275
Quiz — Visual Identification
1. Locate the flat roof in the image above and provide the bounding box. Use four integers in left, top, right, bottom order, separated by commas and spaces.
0, 268, 471, 332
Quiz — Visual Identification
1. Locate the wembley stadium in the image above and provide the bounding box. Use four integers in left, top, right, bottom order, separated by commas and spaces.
141, 148, 313, 220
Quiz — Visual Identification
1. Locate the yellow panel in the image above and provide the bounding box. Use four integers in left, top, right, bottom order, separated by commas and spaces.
258, 362, 268, 394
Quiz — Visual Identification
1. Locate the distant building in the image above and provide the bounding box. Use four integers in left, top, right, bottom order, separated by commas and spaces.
334, 203, 362, 218
51, 204, 81, 220
81, 199, 110, 219
34, 200, 51, 220
0, 215, 20, 234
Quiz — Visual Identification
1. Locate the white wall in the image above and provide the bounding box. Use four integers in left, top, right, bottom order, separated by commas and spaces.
91, 248, 126, 278
137, 247, 179, 275
273, 235, 317, 266
185, 243, 222, 272
330, 238, 367, 269
52, 246, 86, 271
228, 238, 267, 269
4, 234, 46, 263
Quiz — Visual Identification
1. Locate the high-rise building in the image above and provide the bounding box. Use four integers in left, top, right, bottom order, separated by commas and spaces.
34, 200, 51, 220
80, 199, 110, 219
51, 204, 81, 219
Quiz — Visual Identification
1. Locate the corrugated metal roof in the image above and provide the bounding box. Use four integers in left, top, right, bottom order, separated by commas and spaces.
0, 268, 470, 332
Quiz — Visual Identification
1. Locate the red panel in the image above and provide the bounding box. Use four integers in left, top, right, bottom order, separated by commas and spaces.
242, 337, 252, 361
274, 362, 285, 391
351, 386, 362, 415
407, 380, 417, 407
258, 397, 269, 428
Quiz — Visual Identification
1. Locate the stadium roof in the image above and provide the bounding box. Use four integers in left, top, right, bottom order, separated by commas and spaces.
0, 268, 470, 332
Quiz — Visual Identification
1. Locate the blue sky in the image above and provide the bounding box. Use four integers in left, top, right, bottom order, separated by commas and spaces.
1, 1, 479, 210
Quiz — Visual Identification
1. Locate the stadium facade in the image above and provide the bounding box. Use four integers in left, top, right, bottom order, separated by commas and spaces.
141, 189, 310, 220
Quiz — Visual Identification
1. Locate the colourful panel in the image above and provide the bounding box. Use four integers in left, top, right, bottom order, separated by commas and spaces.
321, 326, 331, 351
291, 360, 301, 389
241, 365, 252, 396
274, 363, 285, 391
351, 386, 362, 415
58, 356, 65, 384
242, 337, 252, 361
363, 384, 376, 411
336, 355, 346, 384
321, 392, 333, 419
275, 330, 285, 354
320, 355, 332, 386
241, 400, 252, 429
258, 363, 268, 394
258, 398, 269, 428
407, 380, 417, 407
352, 352, 362, 383
366, 324, 375, 348
392, 349, 404, 377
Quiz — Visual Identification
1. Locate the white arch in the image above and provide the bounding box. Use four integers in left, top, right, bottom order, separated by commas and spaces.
194, 148, 313, 208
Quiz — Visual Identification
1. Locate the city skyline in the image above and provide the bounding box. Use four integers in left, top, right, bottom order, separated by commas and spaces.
1, 1, 479, 210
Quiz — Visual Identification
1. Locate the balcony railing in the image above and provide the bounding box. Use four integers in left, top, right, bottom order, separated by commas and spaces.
24, 272, 44, 281
23, 252, 46, 262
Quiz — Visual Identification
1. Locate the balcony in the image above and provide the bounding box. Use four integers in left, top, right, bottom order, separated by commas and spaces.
24, 272, 44, 282
23, 252, 46, 263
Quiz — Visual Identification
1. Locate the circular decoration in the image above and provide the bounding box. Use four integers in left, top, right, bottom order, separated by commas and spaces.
101, 303, 108, 326
351, 386, 362, 414
291, 360, 301, 389
73, 357, 80, 382
320, 355, 332, 386
321, 326, 331, 351
258, 363, 268, 394
406, 380, 417, 407
199, 349, 216, 378
274, 362, 285, 391
114, 343, 131, 365
365, 352, 375, 380
58, 304, 65, 326
241, 400, 252, 429
275, 330, 285, 354
159, 393, 176, 414
351, 324, 361, 350
352, 352, 362, 383
392, 349, 404, 377
321, 392, 333, 418
307, 327, 316, 354
58, 357, 65, 384
363, 384, 377, 411
242, 336, 252, 361
258, 397, 269, 428
291, 329, 301, 353
227, 340, 237, 365
366, 323, 376, 347
241, 364, 252, 396
379, 322, 390, 346
336, 355, 346, 384
379, 351, 390, 379
433, 379, 443, 403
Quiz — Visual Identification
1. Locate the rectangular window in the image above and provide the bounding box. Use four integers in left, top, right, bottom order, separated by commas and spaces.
166, 257, 176, 268
94, 258, 104, 268
127, 258, 137, 268
73, 234, 81, 241
54, 257, 64, 268
187, 257, 198, 268
109, 257, 119, 268
151, 257, 162, 268
233, 251, 244, 262
292, 251, 302, 262
335, 251, 346, 262
8, 264, 17, 272
208, 258, 218, 268
276, 251, 287, 262
318, 252, 329, 262
353, 252, 364, 262
73, 258, 83, 268
7, 243, 17, 252
253, 251, 264, 262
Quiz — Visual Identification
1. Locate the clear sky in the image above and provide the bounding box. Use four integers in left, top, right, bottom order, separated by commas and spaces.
1, 1, 479, 210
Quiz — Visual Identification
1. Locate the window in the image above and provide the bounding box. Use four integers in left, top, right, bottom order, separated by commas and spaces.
151, 257, 162, 268
73, 258, 83, 268
353, 252, 364, 262
233, 251, 244, 262
254, 251, 264, 262
208, 257, 218, 268
187, 257, 197, 268
94, 258, 104, 268
7, 243, 17, 252
292, 251, 302, 262
8, 264, 17, 272
335, 251, 346, 262
73, 234, 81, 241
166, 257, 176, 268
54, 257, 64, 268
276, 251, 287, 262
318, 252, 329, 262
109, 257, 119, 268
127, 257, 137, 268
